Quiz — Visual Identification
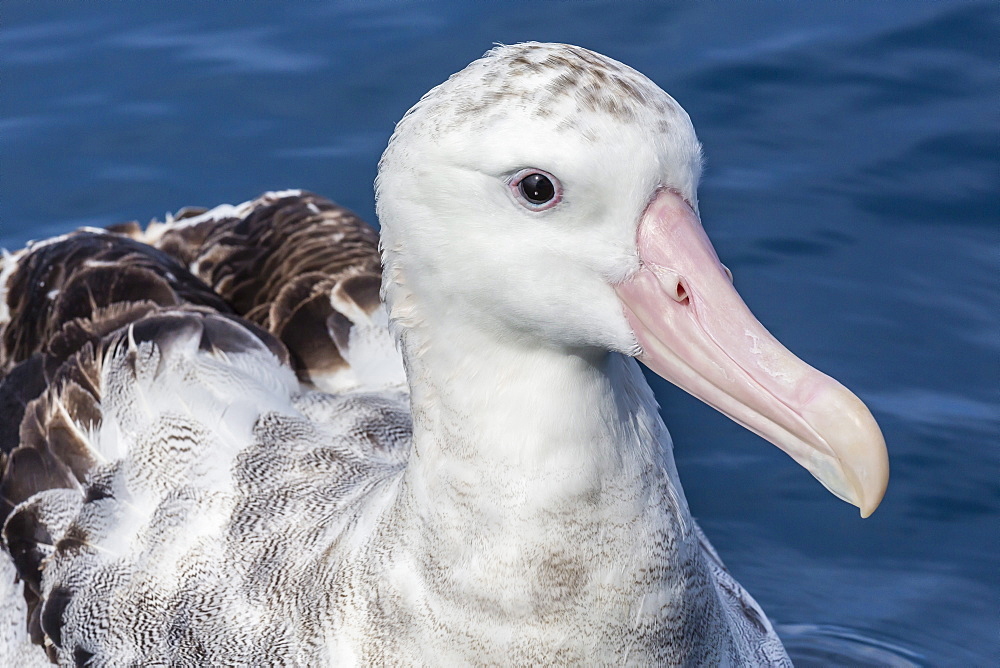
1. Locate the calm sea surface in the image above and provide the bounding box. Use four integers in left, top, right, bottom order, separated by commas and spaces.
2, 2, 997, 665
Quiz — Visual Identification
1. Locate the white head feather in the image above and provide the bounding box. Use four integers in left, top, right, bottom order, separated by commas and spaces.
377, 42, 703, 361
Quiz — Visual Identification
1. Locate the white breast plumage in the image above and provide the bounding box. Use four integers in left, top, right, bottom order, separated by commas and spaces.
0, 43, 887, 667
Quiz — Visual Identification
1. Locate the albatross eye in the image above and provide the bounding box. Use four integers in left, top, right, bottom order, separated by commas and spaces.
520, 173, 554, 203
510, 169, 562, 211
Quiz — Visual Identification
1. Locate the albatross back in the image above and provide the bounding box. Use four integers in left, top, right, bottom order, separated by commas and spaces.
0, 191, 410, 666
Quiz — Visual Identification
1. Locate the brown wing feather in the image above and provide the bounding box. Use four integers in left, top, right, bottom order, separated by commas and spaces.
0, 191, 392, 655
0, 230, 237, 519
0, 228, 288, 651
0, 230, 232, 372
148, 191, 387, 388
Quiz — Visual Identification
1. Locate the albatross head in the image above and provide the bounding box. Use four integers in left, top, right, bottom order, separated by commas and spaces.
376, 42, 888, 516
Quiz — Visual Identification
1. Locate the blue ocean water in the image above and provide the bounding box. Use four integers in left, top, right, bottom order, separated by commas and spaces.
1, 1, 997, 664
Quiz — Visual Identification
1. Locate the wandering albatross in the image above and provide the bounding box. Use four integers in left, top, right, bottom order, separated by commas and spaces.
0, 43, 888, 666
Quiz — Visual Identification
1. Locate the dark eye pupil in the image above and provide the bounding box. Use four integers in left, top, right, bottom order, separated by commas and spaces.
519, 173, 555, 204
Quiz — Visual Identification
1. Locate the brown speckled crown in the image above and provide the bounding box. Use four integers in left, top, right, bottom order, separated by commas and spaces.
392, 43, 683, 142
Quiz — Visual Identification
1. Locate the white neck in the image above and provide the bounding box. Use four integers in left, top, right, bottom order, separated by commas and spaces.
387, 276, 701, 599
403, 316, 671, 496
344, 261, 735, 663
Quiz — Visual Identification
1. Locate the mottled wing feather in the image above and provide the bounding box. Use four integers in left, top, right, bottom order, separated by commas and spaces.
0, 230, 232, 372
0, 228, 296, 657
0, 230, 237, 527
0, 196, 409, 664
2, 308, 406, 665
693, 523, 792, 667
143, 191, 402, 392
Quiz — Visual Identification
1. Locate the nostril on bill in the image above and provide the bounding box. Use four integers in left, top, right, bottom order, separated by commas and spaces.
673, 281, 690, 305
